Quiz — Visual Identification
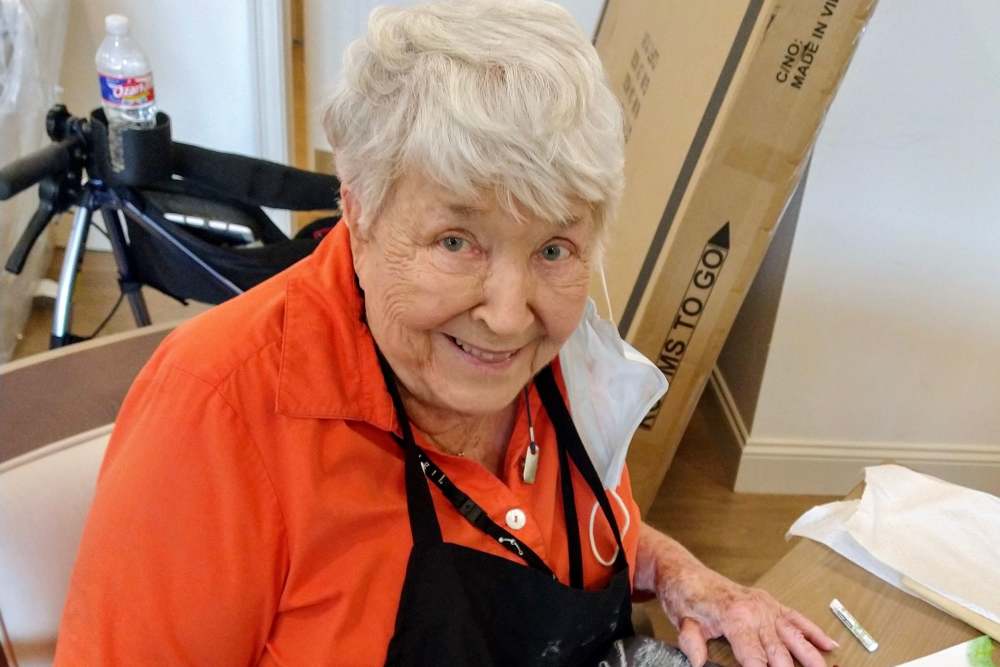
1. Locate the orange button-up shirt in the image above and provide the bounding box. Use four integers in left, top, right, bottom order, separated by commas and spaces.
54, 223, 640, 666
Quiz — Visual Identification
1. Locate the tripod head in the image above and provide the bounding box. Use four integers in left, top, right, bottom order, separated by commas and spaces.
0, 105, 87, 202
2, 103, 338, 277
1, 103, 176, 274
1, 106, 92, 274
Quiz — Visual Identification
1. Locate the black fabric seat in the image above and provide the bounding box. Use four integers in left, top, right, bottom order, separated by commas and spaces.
114, 142, 341, 306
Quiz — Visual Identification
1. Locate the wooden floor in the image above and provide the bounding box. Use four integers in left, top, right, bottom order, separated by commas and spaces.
649, 395, 836, 586
14, 248, 836, 640
13, 246, 209, 359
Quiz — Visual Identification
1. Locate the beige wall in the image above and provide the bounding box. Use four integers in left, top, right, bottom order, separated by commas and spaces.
715, 166, 810, 440
51, 1, 291, 247
716, 0, 1000, 495
59, 1, 260, 154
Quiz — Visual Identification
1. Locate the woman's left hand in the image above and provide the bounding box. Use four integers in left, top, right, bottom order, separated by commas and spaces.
635, 522, 838, 667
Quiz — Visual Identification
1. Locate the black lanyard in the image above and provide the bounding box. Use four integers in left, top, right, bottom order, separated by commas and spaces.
401, 441, 557, 577
376, 350, 626, 586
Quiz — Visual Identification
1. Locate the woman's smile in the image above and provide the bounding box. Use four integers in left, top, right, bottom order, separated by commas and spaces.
441, 333, 524, 371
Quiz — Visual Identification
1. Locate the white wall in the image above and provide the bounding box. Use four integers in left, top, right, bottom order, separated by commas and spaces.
303, 0, 606, 165
60, 2, 261, 157
726, 0, 1000, 494
56, 1, 291, 241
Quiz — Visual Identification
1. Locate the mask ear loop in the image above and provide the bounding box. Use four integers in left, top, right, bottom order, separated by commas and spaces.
587, 257, 632, 567
598, 261, 616, 327
589, 260, 630, 566
589, 488, 631, 566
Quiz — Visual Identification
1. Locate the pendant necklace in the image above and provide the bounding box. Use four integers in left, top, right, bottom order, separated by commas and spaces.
522, 386, 539, 484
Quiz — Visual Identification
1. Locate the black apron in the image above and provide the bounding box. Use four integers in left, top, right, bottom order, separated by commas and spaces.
378, 355, 634, 666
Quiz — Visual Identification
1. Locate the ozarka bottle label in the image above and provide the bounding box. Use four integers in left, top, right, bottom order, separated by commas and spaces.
98, 72, 155, 109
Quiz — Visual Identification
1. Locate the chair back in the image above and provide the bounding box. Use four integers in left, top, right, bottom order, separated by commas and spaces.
0, 325, 173, 666
0, 428, 112, 667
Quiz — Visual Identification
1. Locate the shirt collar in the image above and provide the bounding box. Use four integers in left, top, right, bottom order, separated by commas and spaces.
275, 222, 398, 433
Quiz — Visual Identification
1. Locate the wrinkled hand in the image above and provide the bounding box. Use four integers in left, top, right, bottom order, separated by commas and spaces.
636, 523, 838, 667
665, 570, 837, 667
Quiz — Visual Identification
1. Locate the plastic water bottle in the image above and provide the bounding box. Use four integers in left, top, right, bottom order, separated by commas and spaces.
95, 14, 158, 173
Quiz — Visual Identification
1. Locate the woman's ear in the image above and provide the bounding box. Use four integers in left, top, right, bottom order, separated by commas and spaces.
340, 185, 369, 279
340, 185, 362, 237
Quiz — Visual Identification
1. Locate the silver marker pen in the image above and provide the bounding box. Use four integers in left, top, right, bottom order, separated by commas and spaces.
830, 598, 878, 652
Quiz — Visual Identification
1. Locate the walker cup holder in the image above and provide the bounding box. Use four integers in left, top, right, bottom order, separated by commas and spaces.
88, 108, 172, 186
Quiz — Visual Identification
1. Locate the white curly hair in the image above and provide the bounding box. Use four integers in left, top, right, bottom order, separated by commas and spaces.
322, 0, 624, 239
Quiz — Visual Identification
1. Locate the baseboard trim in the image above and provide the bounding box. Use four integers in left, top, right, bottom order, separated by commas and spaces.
708, 367, 750, 445
735, 437, 1000, 496
705, 367, 751, 487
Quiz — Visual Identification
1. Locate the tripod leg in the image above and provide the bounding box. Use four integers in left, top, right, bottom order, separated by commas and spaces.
100, 208, 151, 326
50, 204, 93, 348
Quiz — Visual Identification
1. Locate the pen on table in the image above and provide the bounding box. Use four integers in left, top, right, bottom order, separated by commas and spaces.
830, 598, 878, 653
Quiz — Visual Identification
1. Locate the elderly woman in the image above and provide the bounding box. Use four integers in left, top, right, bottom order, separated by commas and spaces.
55, 1, 836, 665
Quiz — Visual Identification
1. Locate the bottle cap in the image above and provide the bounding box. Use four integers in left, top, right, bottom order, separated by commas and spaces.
105, 14, 129, 36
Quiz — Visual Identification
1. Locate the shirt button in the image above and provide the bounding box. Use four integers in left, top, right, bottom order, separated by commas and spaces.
505, 508, 527, 530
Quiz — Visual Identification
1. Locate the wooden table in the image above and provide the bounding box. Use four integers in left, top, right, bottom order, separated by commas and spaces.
707, 491, 980, 666
0, 323, 174, 465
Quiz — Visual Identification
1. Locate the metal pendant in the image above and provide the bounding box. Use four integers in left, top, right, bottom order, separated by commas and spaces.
522, 444, 539, 484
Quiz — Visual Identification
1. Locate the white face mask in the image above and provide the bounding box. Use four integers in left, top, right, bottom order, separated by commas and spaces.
557, 279, 668, 565
558, 299, 668, 490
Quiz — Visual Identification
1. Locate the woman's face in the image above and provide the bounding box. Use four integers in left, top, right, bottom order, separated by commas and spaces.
348, 171, 597, 417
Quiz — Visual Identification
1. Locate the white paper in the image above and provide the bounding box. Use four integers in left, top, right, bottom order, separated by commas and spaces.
788, 465, 1000, 625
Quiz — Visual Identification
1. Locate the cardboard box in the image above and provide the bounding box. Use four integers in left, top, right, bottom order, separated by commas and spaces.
593, 0, 876, 510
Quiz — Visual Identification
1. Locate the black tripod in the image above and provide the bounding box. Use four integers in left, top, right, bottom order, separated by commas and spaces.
1, 105, 340, 349
3, 106, 156, 347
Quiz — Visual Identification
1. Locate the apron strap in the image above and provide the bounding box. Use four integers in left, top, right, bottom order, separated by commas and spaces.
535, 366, 629, 571
377, 349, 556, 578
557, 427, 584, 589
377, 351, 443, 545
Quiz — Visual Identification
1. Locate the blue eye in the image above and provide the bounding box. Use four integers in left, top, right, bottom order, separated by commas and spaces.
540, 243, 569, 262
440, 236, 467, 252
